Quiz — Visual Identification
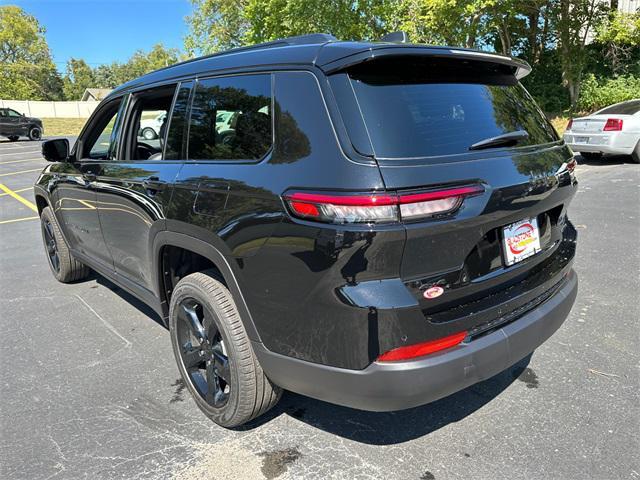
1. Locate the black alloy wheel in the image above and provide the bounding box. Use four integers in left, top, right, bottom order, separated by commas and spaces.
29, 127, 41, 141
175, 297, 231, 408
169, 271, 281, 427
42, 217, 60, 273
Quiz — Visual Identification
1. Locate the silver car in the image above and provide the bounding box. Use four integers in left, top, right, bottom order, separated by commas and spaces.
563, 99, 640, 163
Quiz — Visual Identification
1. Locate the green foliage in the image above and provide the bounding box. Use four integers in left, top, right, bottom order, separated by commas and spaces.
0, 5, 63, 100
576, 74, 640, 112
62, 44, 181, 98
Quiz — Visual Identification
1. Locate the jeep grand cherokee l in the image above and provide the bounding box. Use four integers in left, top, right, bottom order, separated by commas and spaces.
35, 33, 578, 427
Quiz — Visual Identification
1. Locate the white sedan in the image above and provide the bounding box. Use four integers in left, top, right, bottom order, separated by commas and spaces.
563, 99, 640, 163
138, 112, 166, 140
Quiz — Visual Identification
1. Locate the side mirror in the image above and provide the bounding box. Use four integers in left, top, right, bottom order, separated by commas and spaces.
42, 138, 70, 162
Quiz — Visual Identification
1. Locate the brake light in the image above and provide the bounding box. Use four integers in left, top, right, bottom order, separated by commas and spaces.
603, 118, 623, 131
284, 185, 484, 224
377, 331, 468, 362
566, 119, 573, 131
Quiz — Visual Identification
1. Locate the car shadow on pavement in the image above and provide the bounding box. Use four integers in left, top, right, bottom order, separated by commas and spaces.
93, 273, 167, 328
576, 153, 633, 166
241, 354, 533, 445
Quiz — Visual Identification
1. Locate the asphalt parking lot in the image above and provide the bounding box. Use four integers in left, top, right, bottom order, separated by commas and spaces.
0, 138, 638, 480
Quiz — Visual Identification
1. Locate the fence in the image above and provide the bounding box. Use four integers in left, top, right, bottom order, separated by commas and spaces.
0, 99, 100, 118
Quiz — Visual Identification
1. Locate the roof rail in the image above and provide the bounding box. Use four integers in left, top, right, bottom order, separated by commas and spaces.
222, 33, 337, 55
155, 33, 337, 74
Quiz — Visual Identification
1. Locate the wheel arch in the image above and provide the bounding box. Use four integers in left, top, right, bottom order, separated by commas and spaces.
152, 231, 262, 342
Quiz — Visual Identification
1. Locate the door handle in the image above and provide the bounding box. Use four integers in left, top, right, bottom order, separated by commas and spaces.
143, 177, 167, 192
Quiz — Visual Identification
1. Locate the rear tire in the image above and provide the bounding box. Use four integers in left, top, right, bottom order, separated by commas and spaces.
631, 142, 640, 164
29, 127, 41, 141
40, 206, 90, 283
8, 136, 19, 142
169, 270, 281, 428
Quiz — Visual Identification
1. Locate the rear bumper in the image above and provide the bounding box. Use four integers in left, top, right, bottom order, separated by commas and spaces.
255, 269, 577, 411
564, 131, 637, 155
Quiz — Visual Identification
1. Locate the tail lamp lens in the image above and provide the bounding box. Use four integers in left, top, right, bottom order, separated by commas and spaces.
284, 185, 483, 224
377, 331, 468, 362
603, 118, 623, 131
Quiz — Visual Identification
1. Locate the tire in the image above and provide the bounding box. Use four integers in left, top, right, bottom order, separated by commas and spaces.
40, 206, 90, 283
169, 270, 281, 427
29, 127, 41, 141
8, 136, 19, 142
580, 152, 602, 160
142, 128, 157, 140
631, 141, 640, 164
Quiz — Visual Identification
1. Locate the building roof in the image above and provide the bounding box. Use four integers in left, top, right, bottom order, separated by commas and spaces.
81, 88, 112, 101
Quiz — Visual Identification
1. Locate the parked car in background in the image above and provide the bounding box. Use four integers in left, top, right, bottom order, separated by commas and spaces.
0, 108, 43, 141
35, 32, 578, 428
138, 111, 166, 140
564, 99, 640, 163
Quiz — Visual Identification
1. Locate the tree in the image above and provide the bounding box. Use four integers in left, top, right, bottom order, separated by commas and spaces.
63, 58, 95, 100
185, 0, 250, 55
596, 10, 640, 74
554, 0, 609, 107
0, 5, 63, 100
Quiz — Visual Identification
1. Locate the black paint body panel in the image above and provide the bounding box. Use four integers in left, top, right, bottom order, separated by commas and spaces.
33, 40, 578, 380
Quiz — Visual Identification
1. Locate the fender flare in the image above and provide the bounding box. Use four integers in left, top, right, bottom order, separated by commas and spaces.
152, 231, 262, 343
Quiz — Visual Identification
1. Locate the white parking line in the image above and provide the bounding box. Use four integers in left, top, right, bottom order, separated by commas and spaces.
0, 158, 44, 165
0, 150, 42, 157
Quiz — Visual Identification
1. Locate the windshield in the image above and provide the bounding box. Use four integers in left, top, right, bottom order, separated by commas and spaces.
597, 100, 640, 115
345, 57, 558, 159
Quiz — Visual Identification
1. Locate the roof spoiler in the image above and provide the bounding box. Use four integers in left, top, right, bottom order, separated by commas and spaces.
320, 45, 532, 80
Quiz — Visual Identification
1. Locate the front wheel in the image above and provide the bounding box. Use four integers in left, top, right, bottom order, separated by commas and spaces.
169, 270, 281, 428
40, 206, 90, 282
29, 127, 41, 141
142, 128, 156, 140
8, 136, 19, 142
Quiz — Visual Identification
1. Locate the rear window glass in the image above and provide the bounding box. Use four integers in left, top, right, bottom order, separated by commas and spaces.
345, 57, 558, 159
597, 100, 640, 115
188, 74, 272, 161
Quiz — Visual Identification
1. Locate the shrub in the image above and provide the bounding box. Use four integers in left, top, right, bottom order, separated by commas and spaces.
577, 74, 640, 112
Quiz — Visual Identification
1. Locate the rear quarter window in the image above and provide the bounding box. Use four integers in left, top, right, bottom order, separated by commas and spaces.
344, 57, 558, 159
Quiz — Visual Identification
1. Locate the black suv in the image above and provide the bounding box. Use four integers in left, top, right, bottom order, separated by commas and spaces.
0, 108, 43, 141
35, 33, 578, 427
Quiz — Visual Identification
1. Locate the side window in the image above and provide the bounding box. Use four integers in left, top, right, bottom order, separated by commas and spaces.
188, 74, 272, 161
7, 109, 22, 117
83, 98, 125, 160
123, 84, 176, 160
164, 81, 193, 160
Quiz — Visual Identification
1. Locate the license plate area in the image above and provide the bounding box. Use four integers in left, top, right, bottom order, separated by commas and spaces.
575, 136, 589, 143
502, 217, 542, 266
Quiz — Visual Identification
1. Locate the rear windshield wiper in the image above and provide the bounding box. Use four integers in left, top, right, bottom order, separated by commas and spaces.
469, 130, 529, 151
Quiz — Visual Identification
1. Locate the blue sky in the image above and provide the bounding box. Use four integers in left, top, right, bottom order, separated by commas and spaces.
6, 0, 192, 71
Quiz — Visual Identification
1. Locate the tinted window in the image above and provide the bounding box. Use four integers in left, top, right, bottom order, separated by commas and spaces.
597, 100, 640, 115
165, 81, 193, 160
85, 98, 124, 160
188, 74, 272, 161
345, 57, 558, 159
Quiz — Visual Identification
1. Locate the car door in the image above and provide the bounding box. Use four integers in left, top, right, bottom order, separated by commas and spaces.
53, 97, 126, 269
0, 109, 11, 135
6, 109, 27, 135
95, 82, 189, 293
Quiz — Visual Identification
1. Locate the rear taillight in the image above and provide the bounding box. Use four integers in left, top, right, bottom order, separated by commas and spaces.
603, 118, 623, 131
566, 119, 573, 131
284, 185, 484, 224
377, 331, 468, 362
